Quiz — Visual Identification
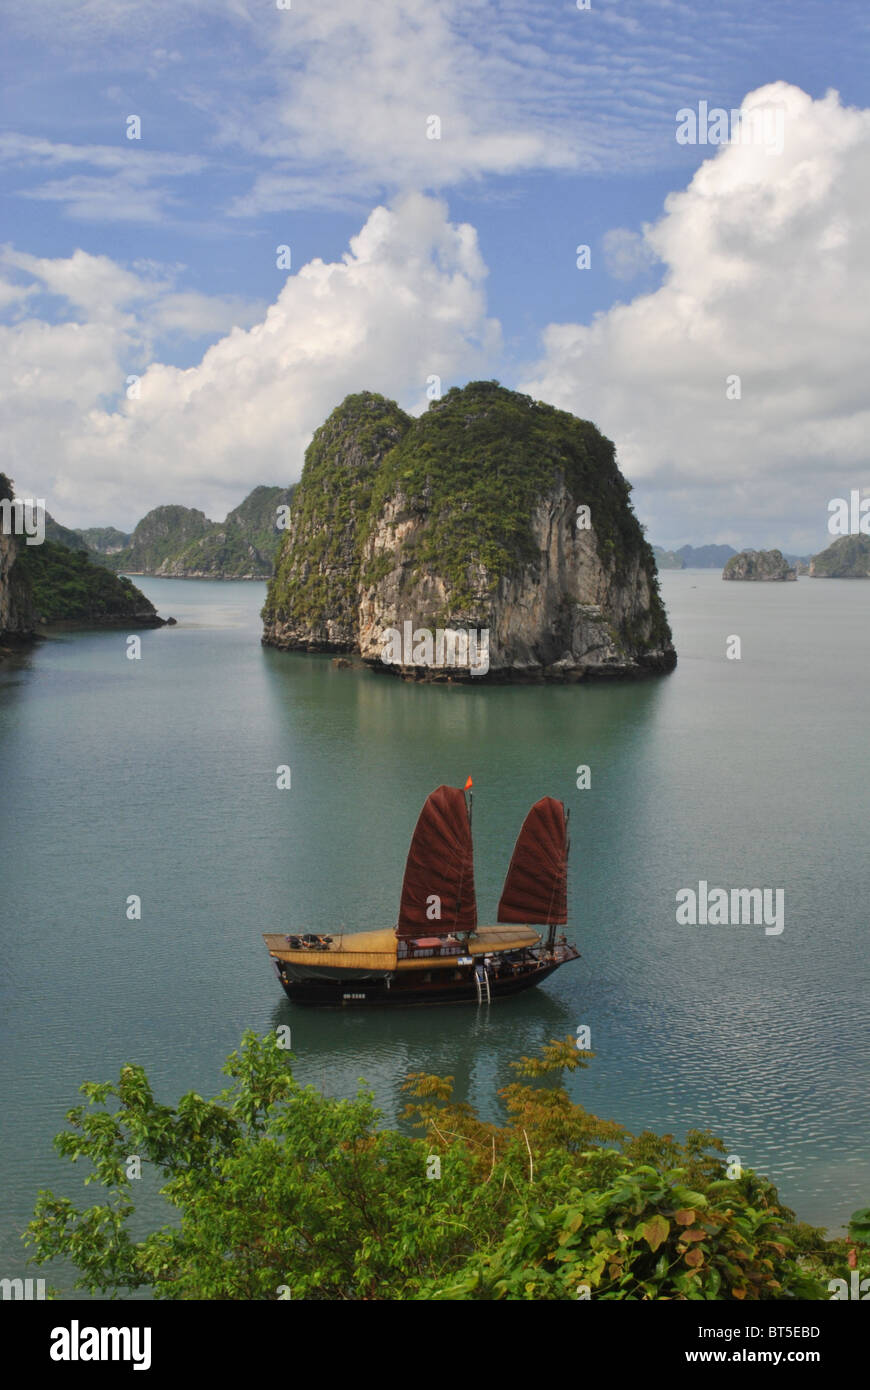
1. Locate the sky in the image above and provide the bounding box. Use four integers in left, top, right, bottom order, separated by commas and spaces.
1, 0, 868, 552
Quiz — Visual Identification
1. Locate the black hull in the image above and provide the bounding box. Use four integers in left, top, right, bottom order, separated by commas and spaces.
275, 957, 573, 1007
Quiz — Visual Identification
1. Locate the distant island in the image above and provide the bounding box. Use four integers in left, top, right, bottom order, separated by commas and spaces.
10, 487, 294, 583
1, 486, 296, 641
0, 474, 166, 649
263, 381, 676, 681
95, 486, 294, 580
658, 543, 740, 569
652, 546, 686, 570
810, 535, 870, 577
75, 526, 131, 555
655, 543, 809, 571
723, 549, 797, 581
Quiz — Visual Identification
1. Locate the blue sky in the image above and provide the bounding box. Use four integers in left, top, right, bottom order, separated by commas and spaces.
1, 1, 868, 550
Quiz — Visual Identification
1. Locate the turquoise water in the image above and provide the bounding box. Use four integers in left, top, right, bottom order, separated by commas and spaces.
0, 571, 867, 1293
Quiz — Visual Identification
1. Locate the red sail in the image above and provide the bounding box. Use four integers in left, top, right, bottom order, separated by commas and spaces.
396, 786, 477, 938
497, 797, 568, 925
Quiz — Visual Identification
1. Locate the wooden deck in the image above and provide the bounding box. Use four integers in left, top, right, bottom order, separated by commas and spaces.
263, 928, 397, 972
263, 924, 542, 973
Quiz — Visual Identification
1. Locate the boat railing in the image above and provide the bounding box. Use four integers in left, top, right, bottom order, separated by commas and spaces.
396, 938, 465, 960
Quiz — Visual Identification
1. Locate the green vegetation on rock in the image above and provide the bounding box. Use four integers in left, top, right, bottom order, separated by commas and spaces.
111, 505, 214, 573
74, 526, 131, 554
24, 1030, 856, 1300
13, 541, 161, 623
364, 381, 645, 603
810, 534, 870, 578
723, 549, 796, 581
224, 485, 295, 566
264, 382, 673, 664
3, 475, 158, 634
44, 515, 91, 553
263, 392, 411, 630
653, 546, 684, 570
110, 487, 295, 578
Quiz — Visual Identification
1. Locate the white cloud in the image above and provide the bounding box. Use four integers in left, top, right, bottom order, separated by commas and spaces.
0, 246, 263, 345
520, 84, 870, 552
2, 246, 163, 321
0, 135, 207, 223
0, 134, 203, 176
148, 291, 267, 340
0, 278, 36, 313
4, 0, 256, 41
3, 194, 500, 528
601, 227, 659, 281
4, 1, 798, 216
19, 176, 179, 224
227, 0, 579, 212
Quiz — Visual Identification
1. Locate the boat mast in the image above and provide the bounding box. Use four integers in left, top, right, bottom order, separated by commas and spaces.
546, 805, 569, 952
465, 779, 473, 939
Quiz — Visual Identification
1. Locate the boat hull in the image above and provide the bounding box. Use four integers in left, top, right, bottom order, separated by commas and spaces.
272, 954, 576, 1007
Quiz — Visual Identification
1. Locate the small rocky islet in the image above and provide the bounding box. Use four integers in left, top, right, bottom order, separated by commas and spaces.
720, 537, 870, 581
722, 549, 797, 581
261, 381, 677, 682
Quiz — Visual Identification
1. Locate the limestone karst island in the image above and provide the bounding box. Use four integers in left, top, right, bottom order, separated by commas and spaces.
722, 549, 797, 581
261, 381, 676, 682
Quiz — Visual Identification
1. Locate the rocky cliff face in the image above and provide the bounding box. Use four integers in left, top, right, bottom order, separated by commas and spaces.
722, 549, 797, 581
0, 525, 36, 641
1, 473, 36, 642
356, 480, 669, 677
810, 535, 870, 577
1, 472, 166, 638
263, 393, 412, 647
263, 383, 675, 681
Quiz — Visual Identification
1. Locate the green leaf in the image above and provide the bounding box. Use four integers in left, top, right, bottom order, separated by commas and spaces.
848, 1208, 870, 1246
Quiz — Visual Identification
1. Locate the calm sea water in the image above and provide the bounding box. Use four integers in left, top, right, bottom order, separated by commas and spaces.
1, 571, 867, 1294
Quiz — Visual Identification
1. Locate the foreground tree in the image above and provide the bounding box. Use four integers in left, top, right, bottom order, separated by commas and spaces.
25, 1032, 850, 1299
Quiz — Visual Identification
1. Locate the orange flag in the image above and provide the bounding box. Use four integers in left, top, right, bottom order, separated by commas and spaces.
464, 775, 473, 790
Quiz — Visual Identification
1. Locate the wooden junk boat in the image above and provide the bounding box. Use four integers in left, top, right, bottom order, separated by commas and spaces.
263, 785, 581, 1006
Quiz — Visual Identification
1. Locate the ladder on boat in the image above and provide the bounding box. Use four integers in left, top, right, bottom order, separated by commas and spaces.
474, 965, 491, 1004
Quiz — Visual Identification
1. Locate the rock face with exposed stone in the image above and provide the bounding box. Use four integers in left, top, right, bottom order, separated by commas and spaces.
262, 382, 676, 681
0, 516, 36, 642
722, 549, 797, 581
